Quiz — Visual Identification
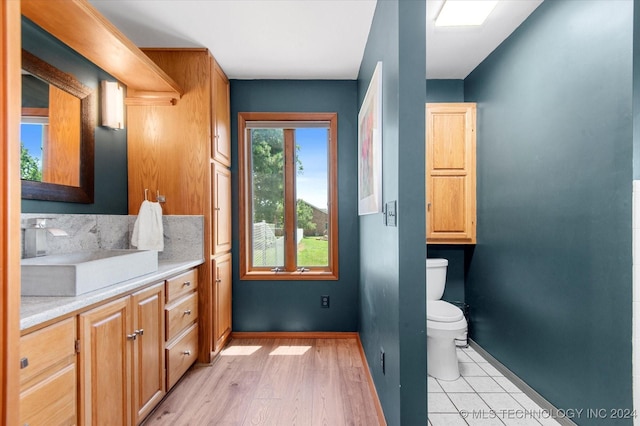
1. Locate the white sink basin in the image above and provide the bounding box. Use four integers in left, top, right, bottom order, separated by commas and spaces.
21, 249, 158, 296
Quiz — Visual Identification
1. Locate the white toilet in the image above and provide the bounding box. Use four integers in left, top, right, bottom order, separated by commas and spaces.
426, 258, 468, 381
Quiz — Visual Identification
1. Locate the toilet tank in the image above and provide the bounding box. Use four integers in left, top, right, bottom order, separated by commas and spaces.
426, 258, 448, 301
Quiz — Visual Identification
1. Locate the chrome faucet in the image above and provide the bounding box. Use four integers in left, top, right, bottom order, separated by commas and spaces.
23, 218, 68, 258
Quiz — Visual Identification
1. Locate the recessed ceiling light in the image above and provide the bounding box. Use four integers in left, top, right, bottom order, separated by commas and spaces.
435, 0, 499, 27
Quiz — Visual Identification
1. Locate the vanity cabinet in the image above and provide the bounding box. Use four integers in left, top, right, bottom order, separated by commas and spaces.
425, 103, 477, 244
79, 282, 165, 426
165, 269, 199, 389
131, 284, 166, 423
127, 48, 233, 361
19, 317, 77, 426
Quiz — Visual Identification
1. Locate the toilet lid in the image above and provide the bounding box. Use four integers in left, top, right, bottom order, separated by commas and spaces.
427, 301, 464, 322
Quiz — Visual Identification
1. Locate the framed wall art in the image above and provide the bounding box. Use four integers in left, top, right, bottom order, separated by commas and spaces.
358, 61, 383, 215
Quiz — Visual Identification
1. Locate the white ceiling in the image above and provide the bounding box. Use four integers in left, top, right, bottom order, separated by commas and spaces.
426, 0, 543, 79
89, 0, 543, 81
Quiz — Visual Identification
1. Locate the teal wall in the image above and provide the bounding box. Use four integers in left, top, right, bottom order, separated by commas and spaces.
464, 0, 633, 420
635, 0, 640, 180
426, 79, 464, 103
357, 1, 426, 424
21, 18, 128, 214
229, 80, 360, 332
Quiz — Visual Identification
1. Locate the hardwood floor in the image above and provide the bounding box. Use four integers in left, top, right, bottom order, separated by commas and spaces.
143, 336, 385, 426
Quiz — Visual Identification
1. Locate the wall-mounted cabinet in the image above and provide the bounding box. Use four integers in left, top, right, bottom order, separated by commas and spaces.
426, 103, 477, 244
127, 48, 232, 361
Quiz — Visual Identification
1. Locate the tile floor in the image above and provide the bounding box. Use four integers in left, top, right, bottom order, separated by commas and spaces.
428, 346, 563, 426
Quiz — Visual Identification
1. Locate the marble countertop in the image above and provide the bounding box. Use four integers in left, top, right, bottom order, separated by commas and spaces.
20, 259, 204, 331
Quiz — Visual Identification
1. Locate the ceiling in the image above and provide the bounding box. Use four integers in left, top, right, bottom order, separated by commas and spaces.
89, 0, 543, 81
426, 0, 543, 79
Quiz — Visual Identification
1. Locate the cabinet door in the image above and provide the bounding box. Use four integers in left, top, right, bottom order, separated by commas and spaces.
212, 162, 232, 255
212, 58, 231, 166
79, 296, 132, 426
131, 283, 165, 424
20, 364, 76, 426
426, 103, 476, 244
213, 253, 232, 350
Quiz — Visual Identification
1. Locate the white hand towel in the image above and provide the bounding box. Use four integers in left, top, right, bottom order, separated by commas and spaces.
131, 200, 164, 251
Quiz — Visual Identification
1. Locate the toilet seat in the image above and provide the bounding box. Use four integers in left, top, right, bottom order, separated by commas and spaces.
427, 300, 463, 322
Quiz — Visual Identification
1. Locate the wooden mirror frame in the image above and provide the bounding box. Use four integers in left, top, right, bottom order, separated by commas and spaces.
21, 49, 95, 203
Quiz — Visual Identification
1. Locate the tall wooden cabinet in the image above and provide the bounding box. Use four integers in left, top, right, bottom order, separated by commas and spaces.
426, 103, 477, 244
127, 48, 232, 361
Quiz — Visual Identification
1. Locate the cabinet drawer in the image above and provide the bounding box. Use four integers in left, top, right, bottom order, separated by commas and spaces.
20, 317, 76, 388
166, 323, 198, 389
20, 363, 76, 426
166, 269, 198, 302
166, 292, 198, 341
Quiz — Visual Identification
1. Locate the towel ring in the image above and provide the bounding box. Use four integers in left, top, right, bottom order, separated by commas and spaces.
143, 188, 166, 203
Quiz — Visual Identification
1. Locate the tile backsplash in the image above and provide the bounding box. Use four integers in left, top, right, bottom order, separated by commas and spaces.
20, 214, 204, 261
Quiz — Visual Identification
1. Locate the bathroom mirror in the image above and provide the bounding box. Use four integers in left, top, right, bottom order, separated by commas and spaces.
20, 49, 95, 203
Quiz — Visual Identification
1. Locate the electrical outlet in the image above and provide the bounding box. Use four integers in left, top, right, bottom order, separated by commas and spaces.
380, 348, 385, 375
321, 295, 330, 308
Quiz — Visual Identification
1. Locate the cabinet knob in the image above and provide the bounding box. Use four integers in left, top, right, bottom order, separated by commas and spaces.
20, 357, 29, 369
182, 350, 191, 356
183, 281, 191, 287
215, 279, 222, 283
135, 329, 144, 336
127, 332, 137, 340
183, 309, 192, 316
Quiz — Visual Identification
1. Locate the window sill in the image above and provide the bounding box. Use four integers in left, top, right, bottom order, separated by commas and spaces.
240, 270, 339, 281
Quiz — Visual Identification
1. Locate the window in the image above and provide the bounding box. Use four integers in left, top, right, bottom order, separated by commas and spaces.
238, 112, 338, 280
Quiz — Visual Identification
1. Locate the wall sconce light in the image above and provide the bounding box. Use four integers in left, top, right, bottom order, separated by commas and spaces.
101, 80, 124, 129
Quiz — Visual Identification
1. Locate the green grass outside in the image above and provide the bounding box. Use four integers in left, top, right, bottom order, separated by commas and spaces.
297, 237, 328, 266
